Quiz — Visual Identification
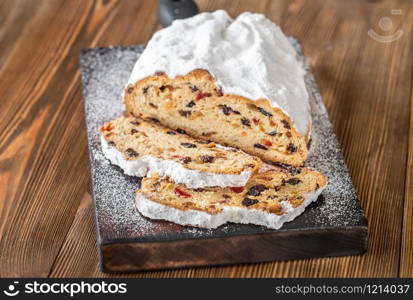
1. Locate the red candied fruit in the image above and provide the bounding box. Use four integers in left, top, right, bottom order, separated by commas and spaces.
174, 187, 192, 198
195, 91, 212, 101
100, 122, 113, 132
229, 186, 244, 193
262, 139, 272, 147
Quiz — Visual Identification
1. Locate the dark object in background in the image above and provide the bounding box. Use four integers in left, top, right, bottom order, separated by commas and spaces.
158, 0, 199, 27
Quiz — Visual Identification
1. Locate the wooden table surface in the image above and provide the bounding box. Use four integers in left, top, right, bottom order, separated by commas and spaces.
0, 0, 412, 278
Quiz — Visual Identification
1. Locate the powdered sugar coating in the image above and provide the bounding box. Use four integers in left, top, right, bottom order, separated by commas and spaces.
80, 40, 366, 243
101, 135, 251, 188
136, 185, 325, 229
127, 11, 311, 136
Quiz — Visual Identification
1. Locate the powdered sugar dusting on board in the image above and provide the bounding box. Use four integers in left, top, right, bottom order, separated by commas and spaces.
80, 41, 366, 243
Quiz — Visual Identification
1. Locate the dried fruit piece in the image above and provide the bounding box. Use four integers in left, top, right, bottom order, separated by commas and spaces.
284, 178, 301, 185
166, 131, 176, 135
127, 86, 134, 94
147, 117, 160, 123
257, 107, 273, 117
142, 87, 149, 94
100, 122, 113, 132
108, 141, 116, 147
254, 143, 268, 150
154, 71, 165, 76
241, 117, 251, 127
131, 129, 138, 134
182, 156, 192, 163
247, 184, 268, 196
215, 87, 224, 96
195, 91, 212, 100
262, 139, 272, 147
281, 119, 291, 129
200, 155, 214, 163
286, 131, 292, 138
181, 142, 197, 148
252, 117, 260, 125
230, 187, 244, 193
287, 143, 297, 153
186, 101, 196, 108
178, 110, 192, 117
174, 187, 192, 198
125, 148, 139, 158
219, 104, 232, 116
218, 104, 240, 115
189, 84, 199, 92
130, 120, 140, 126
176, 128, 186, 134
242, 198, 259, 207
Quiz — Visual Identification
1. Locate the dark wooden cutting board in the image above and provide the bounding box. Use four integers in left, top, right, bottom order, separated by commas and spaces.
80, 40, 367, 273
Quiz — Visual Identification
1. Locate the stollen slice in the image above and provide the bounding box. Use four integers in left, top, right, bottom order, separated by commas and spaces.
136, 167, 326, 229
100, 116, 262, 188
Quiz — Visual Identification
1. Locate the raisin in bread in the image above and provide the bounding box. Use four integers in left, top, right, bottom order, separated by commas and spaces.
124, 69, 308, 167
136, 167, 326, 229
100, 116, 262, 188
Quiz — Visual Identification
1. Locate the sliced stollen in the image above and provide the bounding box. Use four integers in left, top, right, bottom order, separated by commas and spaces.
100, 116, 262, 188
136, 167, 327, 229
124, 69, 308, 167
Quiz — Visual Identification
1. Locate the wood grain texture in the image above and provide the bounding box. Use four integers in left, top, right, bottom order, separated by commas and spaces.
401, 76, 413, 277
0, 0, 412, 277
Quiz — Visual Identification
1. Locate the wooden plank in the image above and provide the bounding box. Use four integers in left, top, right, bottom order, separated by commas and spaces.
49, 194, 102, 277
400, 77, 413, 277
273, 0, 413, 277
0, 0, 159, 277
0, 0, 94, 277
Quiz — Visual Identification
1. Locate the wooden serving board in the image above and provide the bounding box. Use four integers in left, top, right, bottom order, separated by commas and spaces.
80, 40, 367, 273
